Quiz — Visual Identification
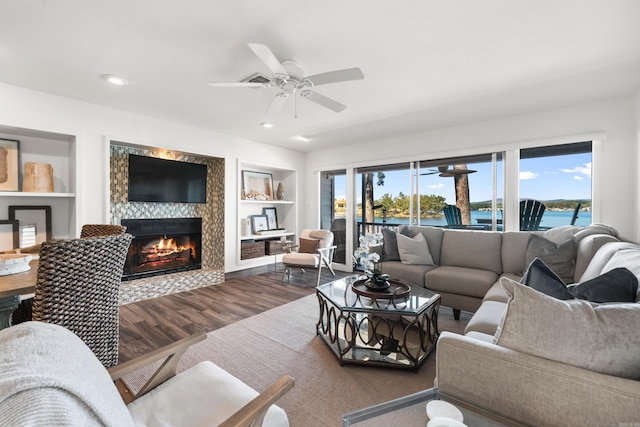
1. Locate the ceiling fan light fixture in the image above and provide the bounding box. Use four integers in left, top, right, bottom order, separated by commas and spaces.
101, 74, 129, 86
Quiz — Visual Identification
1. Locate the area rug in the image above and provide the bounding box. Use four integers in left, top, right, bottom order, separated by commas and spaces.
123, 294, 472, 426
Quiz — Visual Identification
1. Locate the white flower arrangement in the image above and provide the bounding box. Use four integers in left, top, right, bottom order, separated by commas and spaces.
352, 232, 383, 271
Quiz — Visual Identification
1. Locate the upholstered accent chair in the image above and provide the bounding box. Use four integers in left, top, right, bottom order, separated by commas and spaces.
0, 322, 293, 427
12, 233, 133, 367
282, 229, 336, 286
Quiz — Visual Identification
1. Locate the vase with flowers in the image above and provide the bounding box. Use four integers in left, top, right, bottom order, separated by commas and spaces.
352, 232, 390, 289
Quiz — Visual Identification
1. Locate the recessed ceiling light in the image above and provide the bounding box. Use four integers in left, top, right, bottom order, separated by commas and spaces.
260, 122, 273, 128
101, 74, 129, 86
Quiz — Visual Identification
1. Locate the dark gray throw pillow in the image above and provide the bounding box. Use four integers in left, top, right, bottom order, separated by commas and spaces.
520, 257, 575, 300
525, 234, 577, 284
569, 268, 638, 303
381, 225, 411, 261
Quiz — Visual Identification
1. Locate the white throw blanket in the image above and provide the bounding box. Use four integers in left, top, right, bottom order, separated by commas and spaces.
0, 322, 134, 426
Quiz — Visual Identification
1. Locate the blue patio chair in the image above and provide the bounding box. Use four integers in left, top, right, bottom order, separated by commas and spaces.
520, 199, 546, 231
443, 205, 464, 228
570, 203, 582, 225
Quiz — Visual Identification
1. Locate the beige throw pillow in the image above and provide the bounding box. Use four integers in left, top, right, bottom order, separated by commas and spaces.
397, 232, 435, 265
495, 277, 640, 380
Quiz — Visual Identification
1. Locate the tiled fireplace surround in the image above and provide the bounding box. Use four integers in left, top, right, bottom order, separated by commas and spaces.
110, 144, 225, 304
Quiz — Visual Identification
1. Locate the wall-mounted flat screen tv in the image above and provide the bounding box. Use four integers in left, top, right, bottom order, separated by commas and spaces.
128, 154, 207, 204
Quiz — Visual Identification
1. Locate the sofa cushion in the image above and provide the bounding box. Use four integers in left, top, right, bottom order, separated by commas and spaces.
440, 230, 502, 274
525, 234, 576, 283
520, 258, 574, 300
397, 232, 435, 265
574, 234, 620, 281
464, 300, 506, 336
379, 261, 435, 287
426, 266, 498, 298
569, 268, 638, 303
381, 226, 411, 261
579, 242, 639, 282
496, 278, 640, 380
501, 231, 533, 275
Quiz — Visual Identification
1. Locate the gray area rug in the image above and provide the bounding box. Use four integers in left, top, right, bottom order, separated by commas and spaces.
124, 294, 471, 426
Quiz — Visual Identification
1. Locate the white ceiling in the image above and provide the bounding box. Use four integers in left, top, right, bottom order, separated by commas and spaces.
2, 0, 640, 152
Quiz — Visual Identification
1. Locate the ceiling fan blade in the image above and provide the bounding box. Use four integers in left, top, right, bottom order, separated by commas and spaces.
302, 91, 347, 112
247, 43, 288, 77
208, 82, 267, 88
265, 93, 289, 116
306, 67, 364, 86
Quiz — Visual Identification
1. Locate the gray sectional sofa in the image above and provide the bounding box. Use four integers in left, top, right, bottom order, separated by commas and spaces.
379, 224, 640, 424
379, 224, 620, 318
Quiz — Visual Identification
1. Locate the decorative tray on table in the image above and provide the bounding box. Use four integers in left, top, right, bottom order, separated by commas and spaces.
351, 278, 411, 300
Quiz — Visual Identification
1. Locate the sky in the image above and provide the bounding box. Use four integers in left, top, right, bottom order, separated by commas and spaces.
335, 152, 592, 204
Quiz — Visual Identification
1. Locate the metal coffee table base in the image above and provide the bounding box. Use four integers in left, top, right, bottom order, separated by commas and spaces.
316, 287, 440, 370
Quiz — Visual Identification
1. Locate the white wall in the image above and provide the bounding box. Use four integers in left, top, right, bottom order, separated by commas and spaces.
303, 94, 640, 242
0, 83, 304, 272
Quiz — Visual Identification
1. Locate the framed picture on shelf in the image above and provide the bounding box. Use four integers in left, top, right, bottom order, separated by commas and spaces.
262, 207, 278, 230
0, 220, 19, 251
9, 205, 52, 247
0, 138, 20, 192
250, 214, 269, 234
242, 170, 274, 201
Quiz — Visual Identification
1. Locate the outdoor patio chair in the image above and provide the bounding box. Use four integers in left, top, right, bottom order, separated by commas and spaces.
443, 205, 463, 228
282, 229, 336, 286
520, 199, 546, 231
570, 203, 582, 225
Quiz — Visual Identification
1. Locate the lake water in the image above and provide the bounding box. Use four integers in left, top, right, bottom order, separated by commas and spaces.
364, 210, 591, 228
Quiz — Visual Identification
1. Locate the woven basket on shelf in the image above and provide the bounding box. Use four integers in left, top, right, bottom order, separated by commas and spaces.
241, 241, 265, 260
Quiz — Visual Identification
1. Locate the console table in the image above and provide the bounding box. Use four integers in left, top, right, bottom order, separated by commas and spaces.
0, 259, 38, 329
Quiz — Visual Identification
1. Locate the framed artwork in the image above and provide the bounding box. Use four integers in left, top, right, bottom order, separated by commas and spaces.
0, 138, 20, 192
262, 207, 278, 230
9, 205, 52, 246
250, 214, 269, 234
0, 220, 19, 251
242, 171, 274, 201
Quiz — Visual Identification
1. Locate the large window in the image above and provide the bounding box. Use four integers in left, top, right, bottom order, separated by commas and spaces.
320, 170, 347, 264
519, 141, 592, 229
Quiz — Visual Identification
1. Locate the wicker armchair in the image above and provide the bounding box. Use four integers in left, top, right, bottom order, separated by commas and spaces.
80, 224, 127, 238
14, 234, 133, 367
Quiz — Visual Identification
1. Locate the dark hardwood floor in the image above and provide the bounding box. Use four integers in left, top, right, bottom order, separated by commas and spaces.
118, 266, 350, 362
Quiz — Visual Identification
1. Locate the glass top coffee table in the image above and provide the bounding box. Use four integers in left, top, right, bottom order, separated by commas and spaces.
341, 387, 523, 426
316, 275, 440, 370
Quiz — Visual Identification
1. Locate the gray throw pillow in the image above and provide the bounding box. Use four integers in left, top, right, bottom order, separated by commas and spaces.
525, 234, 576, 283
381, 226, 411, 261
520, 258, 575, 300
397, 232, 435, 265
496, 277, 640, 380
568, 268, 638, 303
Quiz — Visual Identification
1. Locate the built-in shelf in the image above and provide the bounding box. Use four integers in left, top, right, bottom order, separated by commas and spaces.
237, 160, 297, 265
241, 231, 295, 241
0, 192, 75, 198
240, 200, 294, 205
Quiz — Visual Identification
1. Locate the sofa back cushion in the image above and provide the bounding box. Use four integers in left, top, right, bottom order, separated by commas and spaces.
440, 229, 502, 274
574, 234, 620, 280
501, 231, 534, 274
579, 242, 639, 282
406, 226, 444, 265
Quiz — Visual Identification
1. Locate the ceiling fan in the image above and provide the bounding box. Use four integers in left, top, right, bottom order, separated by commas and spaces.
208, 43, 364, 117
420, 165, 477, 177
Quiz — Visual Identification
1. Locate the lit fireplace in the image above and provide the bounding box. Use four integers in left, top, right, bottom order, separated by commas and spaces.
121, 218, 202, 280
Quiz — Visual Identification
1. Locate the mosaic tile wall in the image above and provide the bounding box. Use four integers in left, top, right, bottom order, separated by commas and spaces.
110, 144, 225, 301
